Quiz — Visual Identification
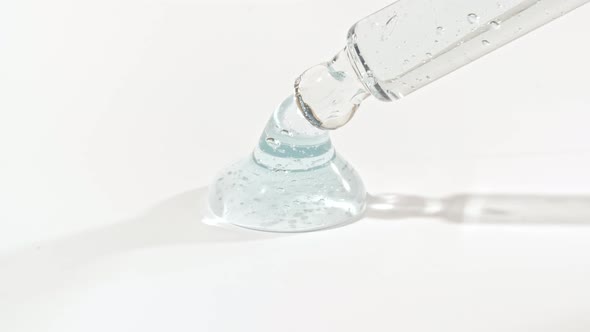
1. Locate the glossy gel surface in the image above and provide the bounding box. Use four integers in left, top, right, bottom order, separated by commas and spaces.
208, 96, 366, 232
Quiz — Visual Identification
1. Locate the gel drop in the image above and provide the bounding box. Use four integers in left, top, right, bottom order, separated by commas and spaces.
208, 96, 366, 232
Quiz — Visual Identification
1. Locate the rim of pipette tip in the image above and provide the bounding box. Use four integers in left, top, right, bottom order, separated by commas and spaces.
294, 75, 356, 131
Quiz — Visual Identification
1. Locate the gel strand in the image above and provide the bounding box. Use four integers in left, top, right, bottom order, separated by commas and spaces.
208, 95, 366, 232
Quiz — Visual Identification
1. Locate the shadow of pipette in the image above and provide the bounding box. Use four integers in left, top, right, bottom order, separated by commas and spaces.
3, 187, 590, 297
366, 193, 590, 225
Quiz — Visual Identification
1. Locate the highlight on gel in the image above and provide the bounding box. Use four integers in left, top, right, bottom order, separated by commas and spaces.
209, 0, 588, 232
208, 96, 366, 232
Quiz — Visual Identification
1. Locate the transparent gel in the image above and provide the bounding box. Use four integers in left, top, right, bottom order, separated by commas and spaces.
209, 0, 588, 232
209, 96, 366, 232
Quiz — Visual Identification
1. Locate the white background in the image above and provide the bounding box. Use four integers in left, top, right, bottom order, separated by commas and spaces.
1, 0, 590, 331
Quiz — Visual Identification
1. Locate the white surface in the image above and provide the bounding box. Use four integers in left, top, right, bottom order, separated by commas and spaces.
1, 0, 590, 331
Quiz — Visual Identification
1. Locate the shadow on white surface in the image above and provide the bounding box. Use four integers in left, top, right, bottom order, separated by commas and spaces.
367, 193, 590, 225
0, 186, 280, 294
3, 189, 590, 270
2, 187, 590, 297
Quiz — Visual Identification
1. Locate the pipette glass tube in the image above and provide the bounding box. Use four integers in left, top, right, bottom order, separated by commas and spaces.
295, 0, 590, 129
